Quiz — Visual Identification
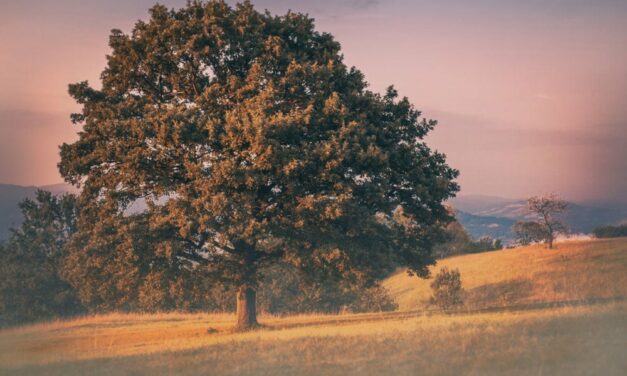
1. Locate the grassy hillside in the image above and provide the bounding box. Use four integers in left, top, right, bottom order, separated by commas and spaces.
384, 238, 627, 311
1, 238, 626, 375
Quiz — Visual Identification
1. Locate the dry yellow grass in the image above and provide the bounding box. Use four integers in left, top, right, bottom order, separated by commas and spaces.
384, 237, 627, 311
1, 238, 626, 375
1, 303, 625, 375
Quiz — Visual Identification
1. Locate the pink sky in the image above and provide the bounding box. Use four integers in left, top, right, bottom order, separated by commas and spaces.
1, 0, 626, 203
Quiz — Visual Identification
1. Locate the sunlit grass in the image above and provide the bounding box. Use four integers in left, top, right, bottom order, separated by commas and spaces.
1, 303, 625, 375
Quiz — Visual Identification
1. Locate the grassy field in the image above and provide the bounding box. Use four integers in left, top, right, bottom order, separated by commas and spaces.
384, 237, 627, 311
1, 238, 626, 375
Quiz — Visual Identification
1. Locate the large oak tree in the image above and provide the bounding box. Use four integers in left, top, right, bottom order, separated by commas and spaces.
60, 1, 458, 329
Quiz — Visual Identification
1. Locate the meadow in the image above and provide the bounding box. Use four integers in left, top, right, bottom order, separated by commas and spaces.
1, 238, 626, 375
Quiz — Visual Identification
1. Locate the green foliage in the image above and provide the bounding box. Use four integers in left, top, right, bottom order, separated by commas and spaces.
0, 191, 83, 327
433, 220, 472, 258
257, 264, 397, 314
512, 221, 547, 246
62, 212, 224, 313
429, 267, 464, 310
467, 236, 502, 253
59, 0, 458, 312
0, 192, 230, 325
1, 197, 396, 325
592, 224, 627, 239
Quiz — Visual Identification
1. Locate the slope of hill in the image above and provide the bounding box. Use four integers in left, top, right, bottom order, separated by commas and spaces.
1, 239, 625, 375
384, 238, 627, 311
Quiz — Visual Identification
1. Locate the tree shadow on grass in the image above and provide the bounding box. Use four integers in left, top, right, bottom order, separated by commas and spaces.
466, 279, 535, 308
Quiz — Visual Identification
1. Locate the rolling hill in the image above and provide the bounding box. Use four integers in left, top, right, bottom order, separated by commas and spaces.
1, 238, 625, 375
384, 237, 627, 311
450, 195, 627, 242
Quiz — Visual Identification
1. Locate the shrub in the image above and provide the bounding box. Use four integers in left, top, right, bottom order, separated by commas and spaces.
430, 267, 464, 310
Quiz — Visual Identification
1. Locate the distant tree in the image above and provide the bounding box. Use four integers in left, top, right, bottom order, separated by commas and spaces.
512, 221, 546, 246
467, 236, 502, 253
59, 1, 458, 329
592, 224, 627, 239
0, 191, 83, 327
526, 194, 568, 249
429, 267, 464, 310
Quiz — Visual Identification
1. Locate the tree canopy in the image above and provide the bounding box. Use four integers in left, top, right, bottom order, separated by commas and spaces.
512, 221, 546, 246
59, 0, 458, 329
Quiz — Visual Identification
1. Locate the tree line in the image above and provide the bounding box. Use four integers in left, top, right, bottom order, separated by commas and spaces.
592, 224, 627, 239
0, 191, 398, 327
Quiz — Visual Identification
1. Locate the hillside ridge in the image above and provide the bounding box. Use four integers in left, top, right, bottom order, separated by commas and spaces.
383, 237, 627, 311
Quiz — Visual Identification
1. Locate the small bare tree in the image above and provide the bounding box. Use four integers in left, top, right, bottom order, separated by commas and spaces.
527, 194, 568, 249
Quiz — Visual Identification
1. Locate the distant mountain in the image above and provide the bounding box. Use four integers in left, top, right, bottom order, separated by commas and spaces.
449, 195, 522, 217
0, 183, 76, 242
450, 195, 627, 242
454, 210, 516, 241
39, 183, 79, 196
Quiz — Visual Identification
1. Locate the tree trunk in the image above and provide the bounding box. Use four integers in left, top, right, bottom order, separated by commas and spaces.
236, 285, 258, 330
547, 233, 554, 249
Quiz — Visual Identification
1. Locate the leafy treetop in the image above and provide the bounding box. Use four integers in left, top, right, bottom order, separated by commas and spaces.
59, 0, 458, 325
